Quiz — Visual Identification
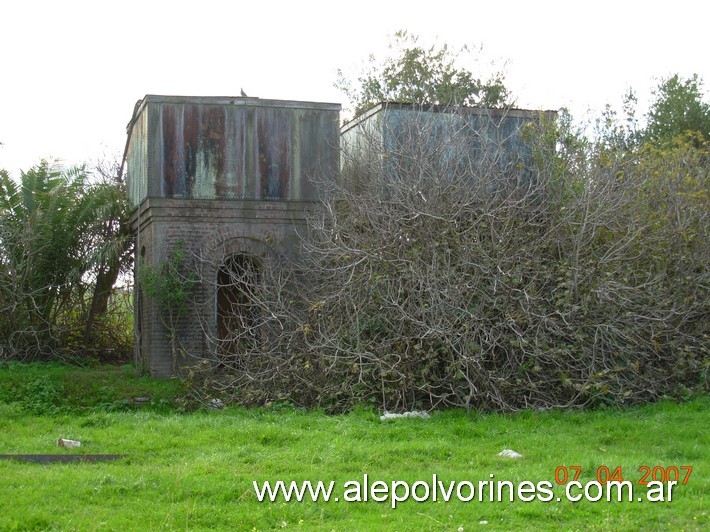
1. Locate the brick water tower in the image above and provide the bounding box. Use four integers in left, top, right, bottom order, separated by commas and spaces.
126, 95, 340, 377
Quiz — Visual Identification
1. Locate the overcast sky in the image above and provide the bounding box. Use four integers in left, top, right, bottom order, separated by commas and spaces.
1, 0, 708, 177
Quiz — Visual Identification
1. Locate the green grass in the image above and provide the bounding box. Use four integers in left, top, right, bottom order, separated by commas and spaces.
0, 364, 707, 530
0, 362, 183, 414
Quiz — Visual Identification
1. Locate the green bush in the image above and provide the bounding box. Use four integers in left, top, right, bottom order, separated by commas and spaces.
0, 362, 185, 415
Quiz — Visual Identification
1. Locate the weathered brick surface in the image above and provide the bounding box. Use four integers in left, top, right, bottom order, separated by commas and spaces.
131, 197, 316, 378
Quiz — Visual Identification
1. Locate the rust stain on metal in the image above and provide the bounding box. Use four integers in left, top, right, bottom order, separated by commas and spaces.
127, 96, 340, 206
183, 104, 199, 195
161, 104, 179, 196
258, 108, 291, 199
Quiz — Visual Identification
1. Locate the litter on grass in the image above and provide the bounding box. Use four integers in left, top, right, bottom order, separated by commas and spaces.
57, 438, 81, 449
208, 398, 225, 410
380, 411, 430, 421
497, 449, 523, 459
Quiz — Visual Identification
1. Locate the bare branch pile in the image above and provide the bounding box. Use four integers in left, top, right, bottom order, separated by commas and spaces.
182, 109, 708, 412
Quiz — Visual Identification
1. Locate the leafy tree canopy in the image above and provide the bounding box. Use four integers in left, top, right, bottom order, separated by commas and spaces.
0, 159, 132, 358
336, 30, 512, 120
644, 74, 710, 144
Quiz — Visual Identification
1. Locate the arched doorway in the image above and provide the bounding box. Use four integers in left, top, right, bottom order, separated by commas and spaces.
216, 254, 262, 356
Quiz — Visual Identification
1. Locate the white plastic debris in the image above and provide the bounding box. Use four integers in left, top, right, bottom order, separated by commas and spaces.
208, 398, 225, 410
380, 410, 430, 421
497, 449, 523, 459
57, 438, 81, 449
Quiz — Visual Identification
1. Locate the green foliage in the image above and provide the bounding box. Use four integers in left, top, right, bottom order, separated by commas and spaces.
17, 375, 63, 415
0, 362, 184, 414
0, 163, 91, 324
0, 160, 133, 360
593, 89, 642, 153
80, 158, 135, 354
139, 240, 196, 320
139, 241, 198, 371
336, 30, 511, 119
645, 74, 710, 145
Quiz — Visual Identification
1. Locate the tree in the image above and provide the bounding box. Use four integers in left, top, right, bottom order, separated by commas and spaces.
644, 74, 710, 144
81, 158, 134, 344
335, 30, 511, 120
0, 160, 133, 360
0, 163, 90, 331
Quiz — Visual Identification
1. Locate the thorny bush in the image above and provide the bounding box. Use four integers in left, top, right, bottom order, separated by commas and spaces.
185, 107, 708, 412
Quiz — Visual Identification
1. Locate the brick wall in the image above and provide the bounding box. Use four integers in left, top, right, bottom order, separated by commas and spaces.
131, 197, 315, 378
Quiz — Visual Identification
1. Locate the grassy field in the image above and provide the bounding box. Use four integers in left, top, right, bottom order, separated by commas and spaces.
0, 363, 707, 530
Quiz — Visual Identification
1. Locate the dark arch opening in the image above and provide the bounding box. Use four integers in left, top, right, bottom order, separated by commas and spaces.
216, 254, 262, 356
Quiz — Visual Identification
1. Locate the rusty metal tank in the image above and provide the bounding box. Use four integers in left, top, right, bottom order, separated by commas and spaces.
126, 95, 341, 207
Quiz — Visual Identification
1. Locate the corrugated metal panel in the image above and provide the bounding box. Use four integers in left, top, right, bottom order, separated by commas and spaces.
127, 96, 340, 207
341, 103, 555, 188
126, 108, 148, 206
384, 107, 536, 179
